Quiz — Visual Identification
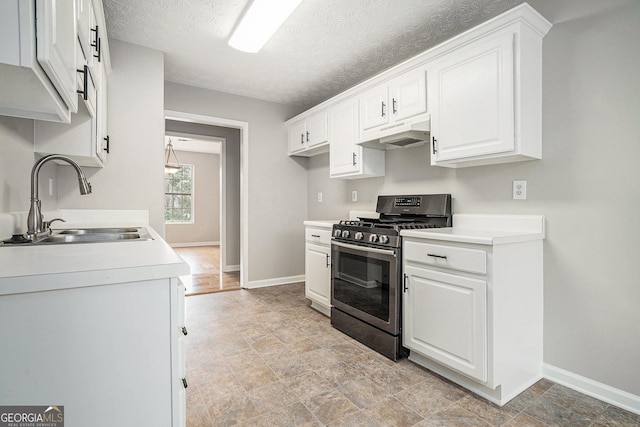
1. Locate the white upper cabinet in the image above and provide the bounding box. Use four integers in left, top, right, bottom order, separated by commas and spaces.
287, 111, 329, 156
36, 0, 79, 115
359, 68, 428, 145
428, 7, 551, 167
329, 98, 385, 179
33, 0, 111, 167
0, 0, 78, 122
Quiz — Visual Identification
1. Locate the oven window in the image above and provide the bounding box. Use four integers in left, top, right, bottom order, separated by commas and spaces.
333, 251, 391, 322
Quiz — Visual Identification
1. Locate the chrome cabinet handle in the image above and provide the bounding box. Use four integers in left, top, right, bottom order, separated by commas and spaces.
427, 253, 447, 259
403, 274, 408, 293
103, 135, 110, 153
311, 234, 320, 238
381, 101, 386, 117
300, 133, 304, 144
432, 136, 438, 154
392, 98, 397, 114
306, 131, 310, 142
181, 326, 188, 336
352, 152, 356, 166
325, 253, 330, 268
182, 378, 188, 389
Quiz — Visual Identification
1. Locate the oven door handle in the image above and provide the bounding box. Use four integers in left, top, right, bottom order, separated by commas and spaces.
332, 240, 397, 257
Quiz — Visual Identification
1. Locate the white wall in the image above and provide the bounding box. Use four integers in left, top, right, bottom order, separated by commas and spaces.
0, 117, 58, 237
306, 0, 640, 399
165, 150, 220, 245
58, 40, 166, 234
164, 82, 304, 283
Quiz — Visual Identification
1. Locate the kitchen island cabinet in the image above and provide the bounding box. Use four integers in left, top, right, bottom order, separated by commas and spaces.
401, 214, 544, 405
0, 221, 189, 427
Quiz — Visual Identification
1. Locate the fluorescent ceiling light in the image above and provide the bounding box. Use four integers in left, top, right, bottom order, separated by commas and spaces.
229, 0, 304, 53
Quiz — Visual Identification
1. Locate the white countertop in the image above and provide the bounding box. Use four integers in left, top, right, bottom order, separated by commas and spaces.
303, 220, 337, 228
401, 214, 545, 245
0, 211, 189, 296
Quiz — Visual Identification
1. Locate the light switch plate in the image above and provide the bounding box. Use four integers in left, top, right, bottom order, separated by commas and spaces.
351, 190, 358, 202
317, 192, 323, 203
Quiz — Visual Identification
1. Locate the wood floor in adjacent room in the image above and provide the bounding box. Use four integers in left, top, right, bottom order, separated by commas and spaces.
174, 246, 240, 296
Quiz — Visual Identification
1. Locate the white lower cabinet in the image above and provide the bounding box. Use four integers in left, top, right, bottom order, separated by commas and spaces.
304, 224, 333, 316
0, 278, 186, 427
402, 233, 543, 406
403, 265, 487, 382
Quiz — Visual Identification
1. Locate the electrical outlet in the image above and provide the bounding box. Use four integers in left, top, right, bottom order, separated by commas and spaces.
351, 190, 358, 202
513, 180, 527, 200
317, 192, 323, 203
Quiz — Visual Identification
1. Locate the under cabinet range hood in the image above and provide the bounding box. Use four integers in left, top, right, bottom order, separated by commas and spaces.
357, 115, 430, 149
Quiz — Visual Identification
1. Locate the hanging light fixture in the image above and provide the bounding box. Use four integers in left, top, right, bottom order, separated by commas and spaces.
165, 139, 181, 174
228, 0, 304, 53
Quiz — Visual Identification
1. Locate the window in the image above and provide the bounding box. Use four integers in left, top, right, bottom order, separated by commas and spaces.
164, 164, 194, 224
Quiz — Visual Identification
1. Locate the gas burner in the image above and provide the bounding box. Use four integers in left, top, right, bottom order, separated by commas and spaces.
332, 194, 452, 249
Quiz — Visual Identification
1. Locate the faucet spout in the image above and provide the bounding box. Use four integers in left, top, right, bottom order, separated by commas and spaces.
27, 155, 92, 240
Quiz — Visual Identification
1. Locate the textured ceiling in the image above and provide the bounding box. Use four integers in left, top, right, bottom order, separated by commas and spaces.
104, 0, 524, 111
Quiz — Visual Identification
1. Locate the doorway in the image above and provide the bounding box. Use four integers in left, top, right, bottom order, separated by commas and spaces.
164, 110, 248, 287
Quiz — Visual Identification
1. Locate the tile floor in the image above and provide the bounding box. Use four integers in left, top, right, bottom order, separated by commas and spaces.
185, 283, 640, 426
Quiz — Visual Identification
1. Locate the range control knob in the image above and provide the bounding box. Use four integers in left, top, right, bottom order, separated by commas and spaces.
379, 235, 390, 244
369, 234, 378, 243
333, 229, 342, 238
341, 230, 350, 238
354, 232, 364, 240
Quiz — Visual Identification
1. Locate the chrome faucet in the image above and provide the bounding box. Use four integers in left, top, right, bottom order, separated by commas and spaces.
27, 155, 92, 241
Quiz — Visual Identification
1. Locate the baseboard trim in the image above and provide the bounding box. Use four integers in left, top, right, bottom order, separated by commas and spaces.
223, 264, 240, 273
543, 364, 640, 415
169, 241, 219, 248
244, 275, 305, 289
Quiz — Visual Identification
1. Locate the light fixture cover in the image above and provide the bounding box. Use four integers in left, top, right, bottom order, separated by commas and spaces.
229, 0, 304, 53
165, 139, 181, 174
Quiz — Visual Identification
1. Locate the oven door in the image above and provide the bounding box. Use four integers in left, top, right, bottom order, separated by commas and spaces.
331, 240, 400, 335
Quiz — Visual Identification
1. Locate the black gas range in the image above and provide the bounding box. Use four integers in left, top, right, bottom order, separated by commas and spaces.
330, 194, 452, 360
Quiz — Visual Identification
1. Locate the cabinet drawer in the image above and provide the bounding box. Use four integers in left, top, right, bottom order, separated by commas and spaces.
305, 228, 332, 245
404, 240, 486, 275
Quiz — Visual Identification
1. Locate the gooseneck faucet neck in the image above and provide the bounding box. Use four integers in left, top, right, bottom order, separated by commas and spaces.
27, 155, 92, 240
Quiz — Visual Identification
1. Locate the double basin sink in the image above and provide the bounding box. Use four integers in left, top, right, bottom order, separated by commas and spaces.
2, 227, 153, 246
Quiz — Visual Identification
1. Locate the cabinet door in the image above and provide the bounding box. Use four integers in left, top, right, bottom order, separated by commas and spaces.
329, 98, 361, 176
305, 243, 331, 307
306, 112, 328, 148
390, 68, 427, 121
288, 121, 307, 154
403, 265, 487, 382
429, 32, 514, 163
96, 63, 109, 163
359, 83, 389, 131
77, 0, 94, 70
36, 0, 78, 113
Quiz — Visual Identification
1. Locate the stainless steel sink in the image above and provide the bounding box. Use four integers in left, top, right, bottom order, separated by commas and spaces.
57, 227, 141, 235
1, 227, 153, 246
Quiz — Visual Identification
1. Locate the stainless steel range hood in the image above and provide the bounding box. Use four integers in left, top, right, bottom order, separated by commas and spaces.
357, 115, 430, 150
